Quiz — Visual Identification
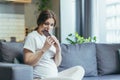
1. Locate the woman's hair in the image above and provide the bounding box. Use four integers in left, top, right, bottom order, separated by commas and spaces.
35, 9, 56, 30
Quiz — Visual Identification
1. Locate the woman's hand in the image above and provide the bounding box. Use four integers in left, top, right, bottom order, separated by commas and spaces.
42, 36, 55, 52
51, 36, 61, 51
51, 35, 62, 66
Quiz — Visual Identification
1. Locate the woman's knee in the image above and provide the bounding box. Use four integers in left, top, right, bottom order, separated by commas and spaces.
74, 66, 85, 74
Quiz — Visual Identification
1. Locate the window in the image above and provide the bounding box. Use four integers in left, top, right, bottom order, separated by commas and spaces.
92, 0, 120, 43
105, 0, 120, 43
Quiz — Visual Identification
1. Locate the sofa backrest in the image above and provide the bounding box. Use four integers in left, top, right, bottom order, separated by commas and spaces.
0, 42, 24, 63
96, 43, 120, 75
1, 41, 120, 77
58, 42, 98, 77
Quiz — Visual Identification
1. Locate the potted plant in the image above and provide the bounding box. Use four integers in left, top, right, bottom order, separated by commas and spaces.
66, 32, 96, 44
36, 0, 52, 11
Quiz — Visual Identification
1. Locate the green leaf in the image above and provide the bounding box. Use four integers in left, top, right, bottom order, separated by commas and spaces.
66, 32, 97, 44
68, 33, 72, 36
66, 38, 76, 44
93, 36, 97, 42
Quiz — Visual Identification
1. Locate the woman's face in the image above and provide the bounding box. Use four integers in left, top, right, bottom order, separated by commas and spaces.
38, 18, 55, 34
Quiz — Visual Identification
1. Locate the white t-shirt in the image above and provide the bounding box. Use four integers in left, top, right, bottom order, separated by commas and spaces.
23, 31, 58, 79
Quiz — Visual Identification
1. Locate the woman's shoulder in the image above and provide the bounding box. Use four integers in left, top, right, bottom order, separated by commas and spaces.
27, 31, 44, 39
27, 31, 38, 37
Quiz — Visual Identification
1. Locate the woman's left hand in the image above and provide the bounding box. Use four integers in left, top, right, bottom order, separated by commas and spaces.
51, 36, 62, 66
51, 36, 61, 51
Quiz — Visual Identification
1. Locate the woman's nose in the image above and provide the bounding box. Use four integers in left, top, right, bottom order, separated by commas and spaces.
45, 26, 50, 31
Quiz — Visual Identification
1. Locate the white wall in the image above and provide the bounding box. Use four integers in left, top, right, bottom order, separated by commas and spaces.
0, 3, 25, 42
60, 0, 76, 44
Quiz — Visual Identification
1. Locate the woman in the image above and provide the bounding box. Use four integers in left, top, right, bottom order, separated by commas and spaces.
23, 10, 85, 80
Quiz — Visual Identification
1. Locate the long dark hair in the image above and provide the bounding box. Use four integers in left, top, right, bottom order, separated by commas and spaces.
34, 10, 56, 30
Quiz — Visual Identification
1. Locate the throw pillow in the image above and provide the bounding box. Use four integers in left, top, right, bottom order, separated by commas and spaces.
58, 42, 98, 77
0, 42, 24, 63
118, 49, 120, 62
118, 49, 120, 55
0, 48, 2, 61
96, 44, 120, 75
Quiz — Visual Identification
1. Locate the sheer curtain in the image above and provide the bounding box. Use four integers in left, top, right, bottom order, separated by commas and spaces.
105, 0, 120, 43
91, 0, 120, 43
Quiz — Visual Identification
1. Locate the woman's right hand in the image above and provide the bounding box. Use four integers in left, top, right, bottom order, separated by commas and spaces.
42, 36, 55, 52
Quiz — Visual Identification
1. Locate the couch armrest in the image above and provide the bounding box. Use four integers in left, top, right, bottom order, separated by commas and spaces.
0, 62, 33, 80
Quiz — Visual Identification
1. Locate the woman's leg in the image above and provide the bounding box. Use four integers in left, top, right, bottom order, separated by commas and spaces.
58, 66, 85, 80
33, 66, 84, 80
33, 78, 41, 80
33, 76, 74, 80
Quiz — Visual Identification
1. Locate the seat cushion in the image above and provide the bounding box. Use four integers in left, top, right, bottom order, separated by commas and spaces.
0, 42, 24, 63
58, 42, 98, 77
99, 75, 120, 80
83, 76, 99, 80
96, 44, 120, 75
83, 75, 120, 80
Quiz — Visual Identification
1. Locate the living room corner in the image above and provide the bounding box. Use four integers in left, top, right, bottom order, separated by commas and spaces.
0, 0, 120, 80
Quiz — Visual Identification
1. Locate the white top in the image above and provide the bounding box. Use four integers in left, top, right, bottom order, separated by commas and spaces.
23, 31, 58, 79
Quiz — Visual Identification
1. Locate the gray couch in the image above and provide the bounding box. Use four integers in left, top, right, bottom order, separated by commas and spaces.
59, 43, 120, 80
0, 42, 120, 80
0, 42, 33, 80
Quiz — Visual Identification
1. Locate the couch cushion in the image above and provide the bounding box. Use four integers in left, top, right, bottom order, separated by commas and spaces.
58, 42, 98, 77
0, 42, 24, 63
99, 75, 120, 80
0, 62, 33, 80
96, 44, 120, 75
118, 49, 120, 61
83, 76, 99, 80
0, 45, 2, 62
83, 75, 120, 80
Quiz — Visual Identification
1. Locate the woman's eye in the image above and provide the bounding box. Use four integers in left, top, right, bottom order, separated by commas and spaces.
44, 22, 54, 27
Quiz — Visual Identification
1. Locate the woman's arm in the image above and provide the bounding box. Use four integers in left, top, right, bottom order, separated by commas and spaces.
52, 36, 62, 66
24, 36, 54, 66
24, 48, 45, 66
54, 47, 62, 67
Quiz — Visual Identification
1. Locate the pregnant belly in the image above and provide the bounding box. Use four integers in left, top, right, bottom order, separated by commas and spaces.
33, 61, 58, 78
